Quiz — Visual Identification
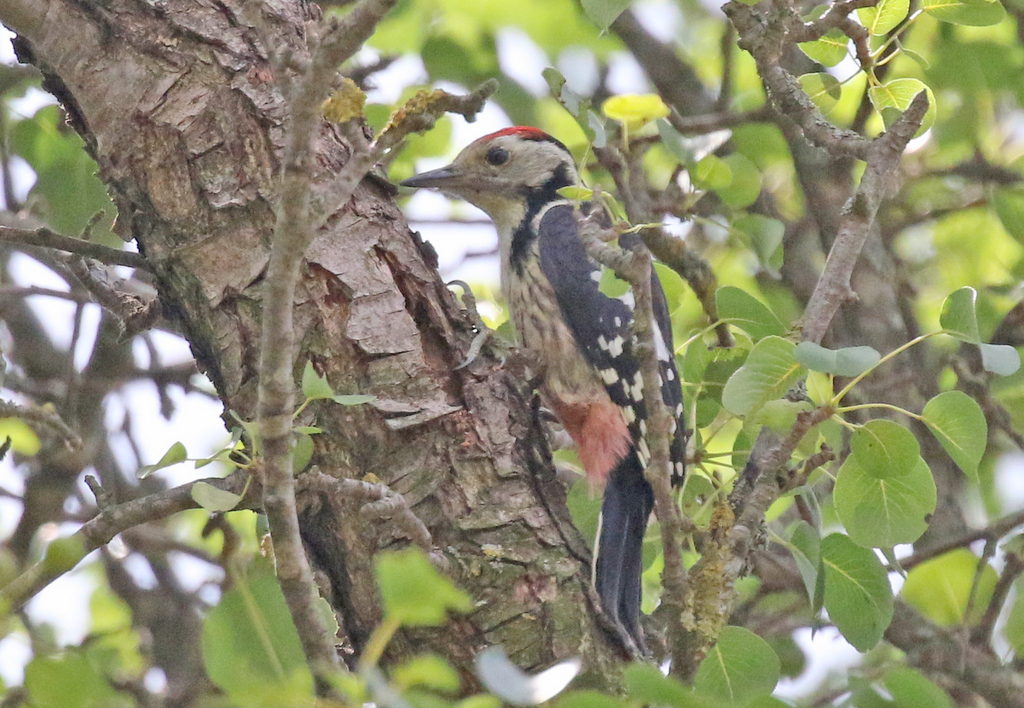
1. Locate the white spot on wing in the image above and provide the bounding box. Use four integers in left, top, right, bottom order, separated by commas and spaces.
652, 318, 671, 362
607, 336, 624, 358
600, 368, 619, 384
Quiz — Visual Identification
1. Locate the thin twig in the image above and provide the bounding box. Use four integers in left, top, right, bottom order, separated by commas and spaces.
0, 225, 152, 270
0, 473, 255, 612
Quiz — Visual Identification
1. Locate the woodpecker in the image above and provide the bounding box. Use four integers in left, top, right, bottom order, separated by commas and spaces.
401, 127, 686, 649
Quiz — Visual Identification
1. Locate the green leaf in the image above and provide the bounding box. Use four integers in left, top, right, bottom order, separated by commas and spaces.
137, 441, 188, 479
794, 342, 881, 377
301, 360, 335, 400
376, 547, 472, 626
392, 654, 461, 694
940, 286, 981, 342
799, 72, 843, 114
921, 0, 1006, 25
901, 550, 998, 626
694, 626, 780, 703
884, 667, 954, 708
834, 456, 936, 547
821, 533, 894, 651
868, 79, 937, 137
979, 342, 1021, 376
292, 432, 314, 473
580, 0, 633, 32
717, 154, 762, 209
716, 286, 787, 340
694, 154, 732, 191
191, 481, 244, 513
1004, 589, 1024, 652
798, 29, 849, 67
857, 0, 910, 34
622, 662, 693, 707
332, 394, 376, 405
42, 536, 87, 576
785, 521, 823, 611
734, 214, 784, 275
851, 419, 921, 478
921, 390, 987, 483
722, 336, 802, 417
202, 567, 314, 703
476, 646, 581, 706
993, 188, 1024, 244
557, 186, 594, 201
24, 652, 121, 708
10, 106, 118, 240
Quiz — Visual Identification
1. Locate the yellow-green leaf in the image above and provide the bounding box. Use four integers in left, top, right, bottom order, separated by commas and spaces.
601, 94, 670, 130
799, 73, 842, 115
857, 0, 910, 34
799, 29, 849, 67
868, 79, 937, 137
0, 417, 40, 456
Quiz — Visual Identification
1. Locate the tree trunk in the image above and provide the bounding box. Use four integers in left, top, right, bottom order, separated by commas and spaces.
2, 0, 629, 686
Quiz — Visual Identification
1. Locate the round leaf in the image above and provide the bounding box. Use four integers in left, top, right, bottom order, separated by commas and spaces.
375, 547, 472, 626
0, 417, 40, 456
301, 360, 335, 400
580, 0, 633, 31
191, 481, 244, 513
939, 286, 981, 343
884, 668, 954, 708
694, 154, 732, 190
734, 214, 784, 274
979, 342, 1021, 376
798, 29, 849, 67
717, 154, 762, 209
694, 626, 780, 703
722, 336, 802, 417
716, 286, 787, 340
868, 79, 937, 137
857, 0, 910, 35
202, 569, 314, 703
901, 550, 998, 626
921, 0, 1006, 25
622, 662, 692, 706
851, 419, 921, 478
821, 533, 894, 651
795, 342, 881, 377
921, 390, 987, 483
799, 72, 842, 114
601, 94, 670, 129
834, 455, 936, 547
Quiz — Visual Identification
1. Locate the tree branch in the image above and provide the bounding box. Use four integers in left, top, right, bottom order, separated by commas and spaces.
0, 225, 152, 271
0, 473, 254, 613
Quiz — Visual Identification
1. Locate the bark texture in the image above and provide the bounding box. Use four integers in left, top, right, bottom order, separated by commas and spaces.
4, 0, 629, 684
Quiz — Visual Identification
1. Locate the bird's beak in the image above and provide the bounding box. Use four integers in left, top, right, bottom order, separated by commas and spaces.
400, 164, 463, 190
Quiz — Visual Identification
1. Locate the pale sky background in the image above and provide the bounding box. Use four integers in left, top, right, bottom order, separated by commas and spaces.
1, 5, 1022, 700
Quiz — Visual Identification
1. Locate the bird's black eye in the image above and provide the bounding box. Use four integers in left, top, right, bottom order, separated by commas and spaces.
485, 146, 510, 166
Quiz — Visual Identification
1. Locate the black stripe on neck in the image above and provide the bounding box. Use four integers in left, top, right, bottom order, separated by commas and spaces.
509, 162, 574, 273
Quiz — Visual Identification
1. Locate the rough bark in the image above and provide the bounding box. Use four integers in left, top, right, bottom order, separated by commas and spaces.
0, 0, 629, 685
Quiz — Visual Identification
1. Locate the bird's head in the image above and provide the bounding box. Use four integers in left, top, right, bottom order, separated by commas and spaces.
401, 127, 578, 234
